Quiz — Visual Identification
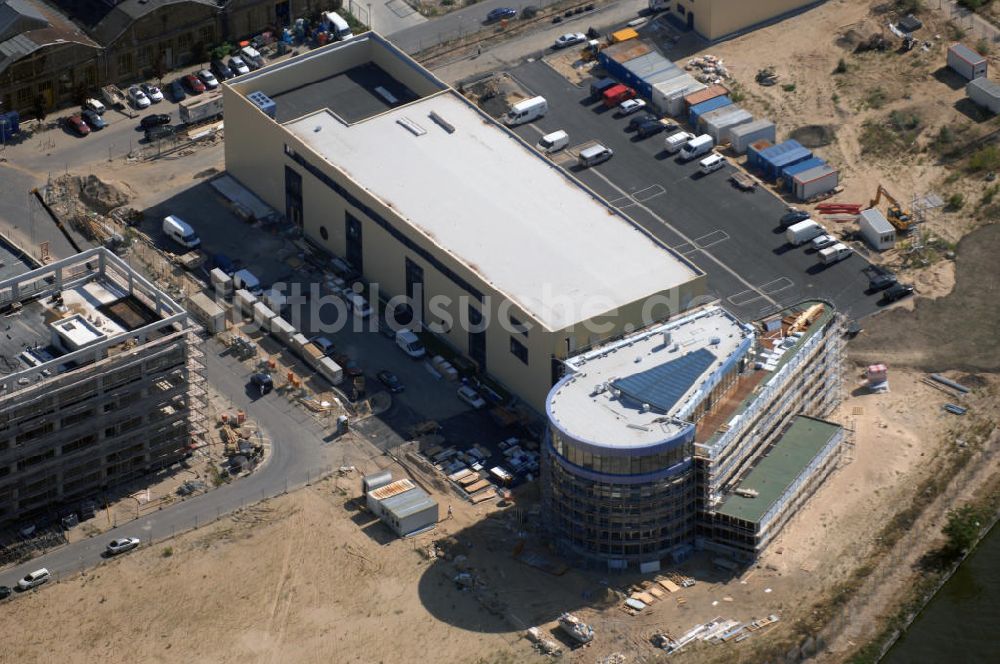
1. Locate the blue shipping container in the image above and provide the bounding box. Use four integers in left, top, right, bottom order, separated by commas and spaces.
746, 139, 774, 170
689, 96, 732, 128
0, 111, 19, 142
780, 157, 825, 190
756, 140, 812, 181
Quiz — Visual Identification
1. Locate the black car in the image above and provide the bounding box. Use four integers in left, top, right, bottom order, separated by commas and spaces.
81, 109, 106, 130
635, 119, 668, 139
377, 370, 404, 393
250, 372, 274, 396
144, 125, 176, 142
779, 209, 811, 227
168, 79, 186, 102
487, 7, 518, 22
626, 113, 657, 132
882, 283, 914, 303
863, 265, 897, 292
0, 585, 11, 600
140, 113, 171, 129
211, 58, 234, 80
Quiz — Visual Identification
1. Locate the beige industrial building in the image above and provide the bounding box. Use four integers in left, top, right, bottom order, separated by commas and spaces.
666, 0, 825, 41
0, 248, 203, 524
222, 33, 706, 411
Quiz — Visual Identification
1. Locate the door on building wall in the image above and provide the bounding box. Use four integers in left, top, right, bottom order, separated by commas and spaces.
468, 304, 487, 373
404, 257, 423, 325
284, 166, 303, 228
687, 12, 694, 29
276, 1, 291, 27
346, 212, 363, 272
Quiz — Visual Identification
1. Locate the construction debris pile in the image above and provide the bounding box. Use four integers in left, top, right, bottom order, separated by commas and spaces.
652, 614, 781, 655
621, 573, 695, 614
755, 66, 779, 86
685, 54, 730, 84
558, 612, 595, 644
46, 174, 135, 252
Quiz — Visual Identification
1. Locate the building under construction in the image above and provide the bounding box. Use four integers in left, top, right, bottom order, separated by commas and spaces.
542, 301, 845, 569
0, 248, 204, 525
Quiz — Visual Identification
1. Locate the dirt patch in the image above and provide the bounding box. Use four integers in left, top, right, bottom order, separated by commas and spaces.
50, 174, 132, 216
461, 72, 533, 118
850, 223, 1000, 371
789, 124, 837, 148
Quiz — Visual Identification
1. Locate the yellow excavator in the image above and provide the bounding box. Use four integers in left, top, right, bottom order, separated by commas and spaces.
869, 185, 914, 231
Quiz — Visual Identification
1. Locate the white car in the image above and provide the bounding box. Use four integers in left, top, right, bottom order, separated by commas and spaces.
553, 32, 586, 49
618, 98, 647, 116
127, 86, 150, 109
811, 234, 837, 250
17, 568, 50, 590
106, 537, 141, 555
229, 56, 250, 76
84, 98, 105, 114
457, 385, 487, 410
197, 70, 219, 90
140, 84, 163, 103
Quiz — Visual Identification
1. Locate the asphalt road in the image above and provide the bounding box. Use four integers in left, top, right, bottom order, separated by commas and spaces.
0, 338, 337, 590
507, 60, 881, 323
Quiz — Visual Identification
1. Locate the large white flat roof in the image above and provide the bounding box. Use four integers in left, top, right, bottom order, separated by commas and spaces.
548, 307, 752, 448
284, 91, 700, 330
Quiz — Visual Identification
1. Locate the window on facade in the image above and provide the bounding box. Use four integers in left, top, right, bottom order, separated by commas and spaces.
509, 313, 529, 336
510, 337, 529, 365
199, 26, 214, 45
16, 87, 31, 106
319, 226, 329, 240
117, 52, 134, 75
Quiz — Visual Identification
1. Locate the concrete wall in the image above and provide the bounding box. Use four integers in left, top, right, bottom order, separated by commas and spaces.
673, 0, 823, 41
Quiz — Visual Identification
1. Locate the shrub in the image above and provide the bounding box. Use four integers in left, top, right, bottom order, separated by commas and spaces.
782, 83, 796, 92
946, 192, 965, 211
834, 58, 848, 74
968, 145, 1000, 172
161, 546, 173, 558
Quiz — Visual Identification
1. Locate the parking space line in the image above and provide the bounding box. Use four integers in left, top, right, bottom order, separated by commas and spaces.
728, 290, 765, 307
631, 184, 665, 202
672, 242, 696, 255
608, 196, 636, 209
758, 277, 794, 295
693, 230, 729, 249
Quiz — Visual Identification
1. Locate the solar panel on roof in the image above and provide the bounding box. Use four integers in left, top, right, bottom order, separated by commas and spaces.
611, 348, 716, 412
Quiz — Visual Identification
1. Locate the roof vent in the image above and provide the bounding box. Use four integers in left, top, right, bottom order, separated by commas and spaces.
634, 355, 642, 363
396, 117, 426, 136
662, 331, 672, 347
641, 403, 651, 412
428, 111, 455, 134
710, 336, 721, 345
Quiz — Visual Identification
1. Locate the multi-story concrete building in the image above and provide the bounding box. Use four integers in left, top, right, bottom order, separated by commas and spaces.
221, 33, 706, 411
0, 247, 203, 525
542, 301, 845, 569
665, 0, 825, 42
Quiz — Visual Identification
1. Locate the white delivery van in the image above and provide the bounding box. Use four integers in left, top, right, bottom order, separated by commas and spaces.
240, 45, 264, 69
818, 243, 852, 265
578, 143, 614, 167
323, 11, 354, 41
664, 131, 694, 154
536, 129, 569, 153
699, 153, 725, 174
162, 215, 200, 249
504, 96, 548, 126
785, 219, 825, 246
395, 329, 426, 358
233, 269, 262, 294
679, 134, 714, 161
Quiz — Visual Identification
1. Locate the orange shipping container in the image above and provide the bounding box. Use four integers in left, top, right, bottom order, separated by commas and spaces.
683, 83, 729, 110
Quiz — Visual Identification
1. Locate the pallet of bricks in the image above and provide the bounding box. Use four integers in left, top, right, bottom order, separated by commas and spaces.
447, 467, 496, 503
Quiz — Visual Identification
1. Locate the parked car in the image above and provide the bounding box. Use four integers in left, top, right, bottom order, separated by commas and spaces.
810, 234, 837, 250
310, 336, 335, 356
140, 83, 163, 102
487, 7, 517, 21
183, 74, 206, 94
127, 85, 151, 109
635, 118, 668, 139
553, 32, 586, 49
81, 109, 106, 130
106, 537, 141, 556
211, 59, 234, 80
626, 113, 656, 132
377, 370, 404, 393
64, 114, 90, 136
228, 56, 250, 76
197, 69, 219, 90
169, 79, 187, 102
882, 283, 914, 303
457, 385, 487, 409
779, 209, 810, 228
83, 98, 105, 114
250, 372, 273, 395
17, 568, 50, 590
618, 98, 647, 116
144, 125, 176, 142
140, 113, 171, 129
0, 585, 11, 600
333, 354, 364, 377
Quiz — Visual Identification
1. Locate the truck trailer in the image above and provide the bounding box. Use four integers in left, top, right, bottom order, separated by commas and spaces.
179, 93, 223, 124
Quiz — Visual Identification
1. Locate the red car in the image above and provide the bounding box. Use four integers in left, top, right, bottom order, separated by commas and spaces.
183, 74, 206, 94
602, 84, 636, 108
65, 114, 91, 136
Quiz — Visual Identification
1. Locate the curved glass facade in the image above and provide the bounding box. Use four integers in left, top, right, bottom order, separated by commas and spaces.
549, 429, 690, 477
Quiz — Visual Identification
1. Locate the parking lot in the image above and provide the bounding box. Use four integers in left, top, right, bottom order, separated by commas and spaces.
504, 60, 882, 323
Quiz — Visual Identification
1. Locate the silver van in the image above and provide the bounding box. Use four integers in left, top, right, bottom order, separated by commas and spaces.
578, 144, 613, 168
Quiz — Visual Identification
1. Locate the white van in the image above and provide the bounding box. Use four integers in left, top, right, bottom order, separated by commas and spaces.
162, 215, 200, 249
578, 143, 613, 167
664, 131, 694, 154
536, 129, 569, 153
240, 45, 263, 69
347, 292, 372, 318
785, 219, 825, 246
84, 98, 106, 114
395, 329, 426, 358
503, 96, 548, 126
818, 243, 852, 265
699, 153, 725, 174
323, 11, 354, 41
679, 134, 714, 161
18, 568, 50, 590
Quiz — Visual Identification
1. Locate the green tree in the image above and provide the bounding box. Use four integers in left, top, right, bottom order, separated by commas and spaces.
943, 505, 983, 555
